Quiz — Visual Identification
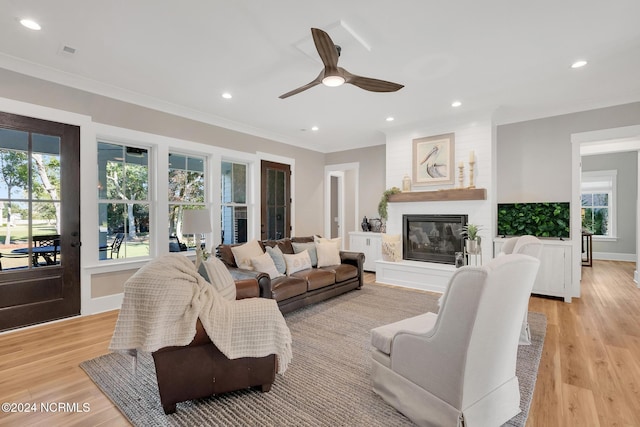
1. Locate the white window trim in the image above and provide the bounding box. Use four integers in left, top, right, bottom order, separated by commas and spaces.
581, 169, 617, 238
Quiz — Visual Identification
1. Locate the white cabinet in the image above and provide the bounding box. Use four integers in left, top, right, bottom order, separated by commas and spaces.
494, 238, 572, 302
349, 232, 383, 272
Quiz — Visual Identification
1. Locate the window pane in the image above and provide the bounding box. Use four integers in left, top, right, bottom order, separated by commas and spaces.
592, 208, 609, 235
222, 161, 247, 204
592, 193, 608, 206
0, 129, 29, 200
221, 205, 247, 244
98, 142, 150, 261
99, 202, 150, 259
32, 134, 61, 202
221, 162, 232, 204
125, 150, 148, 200
581, 194, 592, 206
169, 153, 205, 203
232, 164, 246, 204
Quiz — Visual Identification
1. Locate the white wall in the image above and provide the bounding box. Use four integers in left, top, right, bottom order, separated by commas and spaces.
384, 118, 495, 257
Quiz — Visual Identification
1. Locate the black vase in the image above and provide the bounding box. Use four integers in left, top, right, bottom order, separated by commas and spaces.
361, 216, 370, 232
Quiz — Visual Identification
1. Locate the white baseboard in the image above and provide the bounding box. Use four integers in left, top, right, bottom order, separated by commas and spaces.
592, 252, 636, 262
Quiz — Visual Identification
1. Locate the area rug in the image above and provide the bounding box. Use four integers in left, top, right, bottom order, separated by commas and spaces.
81, 283, 546, 426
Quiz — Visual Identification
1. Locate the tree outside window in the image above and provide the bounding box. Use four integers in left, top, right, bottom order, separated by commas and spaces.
97, 143, 150, 259
168, 153, 206, 249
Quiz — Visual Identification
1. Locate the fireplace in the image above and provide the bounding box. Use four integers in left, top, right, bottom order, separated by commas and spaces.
403, 214, 468, 264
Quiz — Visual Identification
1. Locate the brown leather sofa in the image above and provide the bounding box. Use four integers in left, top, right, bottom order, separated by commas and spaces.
217, 236, 365, 314
151, 279, 277, 414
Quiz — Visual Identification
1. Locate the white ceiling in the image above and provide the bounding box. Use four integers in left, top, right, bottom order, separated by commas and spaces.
1, 1, 640, 153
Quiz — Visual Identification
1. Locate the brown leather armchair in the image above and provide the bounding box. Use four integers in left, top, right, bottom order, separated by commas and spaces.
151, 278, 277, 414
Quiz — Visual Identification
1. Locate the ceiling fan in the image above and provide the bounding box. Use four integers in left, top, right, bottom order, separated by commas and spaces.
279, 28, 404, 99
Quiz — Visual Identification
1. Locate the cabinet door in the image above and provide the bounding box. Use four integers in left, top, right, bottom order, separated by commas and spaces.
533, 245, 566, 298
349, 234, 379, 272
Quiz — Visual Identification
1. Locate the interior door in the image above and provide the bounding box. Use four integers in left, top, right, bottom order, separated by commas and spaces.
0, 112, 81, 332
261, 161, 291, 240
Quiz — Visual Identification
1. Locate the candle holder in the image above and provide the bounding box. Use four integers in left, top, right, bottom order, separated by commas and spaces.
458, 164, 464, 188
468, 161, 476, 189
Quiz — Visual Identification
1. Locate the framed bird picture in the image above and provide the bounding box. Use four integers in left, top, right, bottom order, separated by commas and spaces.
412, 133, 455, 186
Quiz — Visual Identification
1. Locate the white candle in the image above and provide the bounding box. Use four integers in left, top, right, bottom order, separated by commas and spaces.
469, 151, 475, 162
458, 161, 463, 168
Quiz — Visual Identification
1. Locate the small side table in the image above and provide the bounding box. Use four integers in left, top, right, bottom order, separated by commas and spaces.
464, 247, 482, 266
581, 230, 593, 267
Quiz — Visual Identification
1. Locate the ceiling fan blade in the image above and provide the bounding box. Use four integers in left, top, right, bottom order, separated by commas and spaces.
342, 68, 404, 93
311, 28, 339, 69
279, 71, 323, 99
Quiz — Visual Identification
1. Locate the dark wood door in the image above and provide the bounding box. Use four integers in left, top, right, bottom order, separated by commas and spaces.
0, 112, 81, 332
261, 161, 291, 240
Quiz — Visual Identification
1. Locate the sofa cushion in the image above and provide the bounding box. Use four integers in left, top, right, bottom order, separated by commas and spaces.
292, 242, 318, 267
265, 245, 286, 274
263, 238, 295, 254
319, 263, 358, 283
231, 240, 264, 270
291, 236, 315, 243
316, 241, 342, 267
283, 250, 312, 275
217, 244, 238, 267
314, 235, 342, 249
270, 276, 307, 301
251, 251, 283, 279
292, 268, 336, 291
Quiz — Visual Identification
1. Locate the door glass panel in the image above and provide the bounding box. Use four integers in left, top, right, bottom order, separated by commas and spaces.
0, 129, 61, 270
265, 169, 286, 240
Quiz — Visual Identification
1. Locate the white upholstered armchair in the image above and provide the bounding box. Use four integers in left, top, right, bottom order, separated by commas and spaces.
499, 235, 543, 345
370, 254, 540, 427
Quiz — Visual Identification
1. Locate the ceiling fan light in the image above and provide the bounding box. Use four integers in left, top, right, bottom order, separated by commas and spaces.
322, 75, 345, 87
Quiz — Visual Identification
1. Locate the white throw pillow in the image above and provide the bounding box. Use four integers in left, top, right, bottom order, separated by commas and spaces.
314, 236, 342, 250
231, 239, 263, 270
283, 250, 312, 275
198, 257, 237, 301
251, 251, 283, 279
316, 241, 342, 267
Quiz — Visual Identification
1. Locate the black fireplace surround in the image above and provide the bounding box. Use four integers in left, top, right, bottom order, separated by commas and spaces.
403, 214, 468, 264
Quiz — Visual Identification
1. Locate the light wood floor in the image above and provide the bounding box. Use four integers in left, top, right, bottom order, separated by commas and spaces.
0, 260, 638, 426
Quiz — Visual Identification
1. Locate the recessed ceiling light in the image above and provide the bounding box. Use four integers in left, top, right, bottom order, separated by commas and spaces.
221, 92, 232, 99
20, 19, 41, 31
571, 60, 587, 69
386, 117, 395, 122
451, 101, 462, 108
311, 126, 319, 131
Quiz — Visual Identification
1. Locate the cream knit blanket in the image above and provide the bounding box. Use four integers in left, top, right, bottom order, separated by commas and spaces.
109, 254, 292, 374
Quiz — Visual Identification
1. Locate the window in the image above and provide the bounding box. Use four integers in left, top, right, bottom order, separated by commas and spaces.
97, 142, 150, 259
581, 170, 616, 238
168, 152, 206, 250
221, 161, 248, 244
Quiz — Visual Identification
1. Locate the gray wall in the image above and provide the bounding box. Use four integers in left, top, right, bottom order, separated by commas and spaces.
0, 68, 325, 236
582, 152, 637, 256
325, 144, 386, 224
496, 102, 640, 203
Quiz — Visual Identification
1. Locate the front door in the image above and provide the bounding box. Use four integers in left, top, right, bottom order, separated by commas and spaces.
0, 112, 81, 332
261, 161, 291, 240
